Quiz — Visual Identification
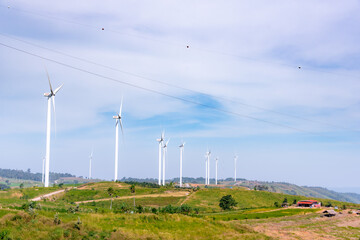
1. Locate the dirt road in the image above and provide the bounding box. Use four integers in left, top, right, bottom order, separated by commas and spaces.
31, 189, 69, 201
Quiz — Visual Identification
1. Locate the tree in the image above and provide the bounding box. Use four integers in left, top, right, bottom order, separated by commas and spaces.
219, 195, 237, 210
293, 199, 297, 205
27, 168, 31, 173
130, 184, 136, 207
107, 187, 115, 210
274, 202, 279, 207
19, 183, 24, 189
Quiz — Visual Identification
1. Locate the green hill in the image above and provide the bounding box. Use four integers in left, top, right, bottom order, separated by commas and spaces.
0, 182, 359, 239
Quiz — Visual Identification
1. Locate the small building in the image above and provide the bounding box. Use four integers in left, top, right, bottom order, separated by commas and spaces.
297, 200, 321, 208
322, 210, 337, 217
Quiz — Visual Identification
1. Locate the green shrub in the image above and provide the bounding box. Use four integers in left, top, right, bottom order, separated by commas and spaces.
219, 195, 237, 210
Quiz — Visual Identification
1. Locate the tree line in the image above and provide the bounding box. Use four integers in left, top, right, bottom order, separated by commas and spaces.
0, 168, 75, 182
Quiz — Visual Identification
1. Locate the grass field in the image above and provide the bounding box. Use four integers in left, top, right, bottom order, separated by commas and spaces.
0, 182, 359, 239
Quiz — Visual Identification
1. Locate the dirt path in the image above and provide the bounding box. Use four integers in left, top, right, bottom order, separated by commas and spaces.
31, 189, 68, 201
244, 211, 360, 240
75, 191, 190, 204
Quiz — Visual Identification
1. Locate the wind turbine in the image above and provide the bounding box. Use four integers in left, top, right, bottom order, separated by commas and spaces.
179, 141, 185, 187
156, 131, 164, 185
205, 150, 211, 185
215, 157, 218, 185
113, 98, 123, 182
89, 149, 93, 180
234, 155, 238, 183
204, 154, 207, 185
162, 139, 170, 186
43, 69, 63, 187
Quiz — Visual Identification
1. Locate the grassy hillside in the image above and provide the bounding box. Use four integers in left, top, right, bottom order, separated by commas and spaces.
1, 182, 359, 239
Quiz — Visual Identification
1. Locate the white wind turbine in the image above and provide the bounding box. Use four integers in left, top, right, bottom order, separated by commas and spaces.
234, 155, 238, 183
156, 131, 164, 185
204, 154, 207, 185
43, 69, 63, 187
113, 98, 123, 182
205, 150, 211, 185
215, 157, 219, 185
162, 139, 170, 186
89, 149, 93, 180
179, 141, 185, 187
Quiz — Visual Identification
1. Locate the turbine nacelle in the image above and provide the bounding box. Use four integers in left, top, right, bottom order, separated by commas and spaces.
179, 142, 185, 148
163, 139, 170, 149
157, 131, 165, 143
113, 98, 124, 135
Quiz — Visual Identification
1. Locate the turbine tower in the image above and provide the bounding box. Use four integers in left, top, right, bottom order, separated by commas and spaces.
156, 132, 164, 185
234, 155, 238, 183
113, 98, 123, 182
215, 157, 218, 185
43, 69, 63, 187
205, 150, 211, 185
42, 156, 45, 184
179, 141, 185, 187
204, 154, 207, 185
162, 139, 170, 186
89, 149, 93, 180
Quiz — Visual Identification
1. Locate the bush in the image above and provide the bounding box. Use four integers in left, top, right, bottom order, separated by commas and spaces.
151, 207, 157, 214
73, 217, 82, 230
219, 195, 237, 210
124, 181, 160, 188
0, 230, 10, 240
136, 205, 144, 213
274, 202, 279, 208
159, 204, 194, 214
180, 204, 191, 215
325, 202, 333, 207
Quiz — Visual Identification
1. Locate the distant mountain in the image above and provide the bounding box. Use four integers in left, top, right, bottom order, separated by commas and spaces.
0, 168, 75, 182
234, 180, 360, 204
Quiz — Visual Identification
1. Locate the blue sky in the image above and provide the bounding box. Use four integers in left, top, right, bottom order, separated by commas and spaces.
0, 0, 360, 192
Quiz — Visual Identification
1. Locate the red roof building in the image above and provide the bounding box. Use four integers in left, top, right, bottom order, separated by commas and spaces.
297, 200, 321, 208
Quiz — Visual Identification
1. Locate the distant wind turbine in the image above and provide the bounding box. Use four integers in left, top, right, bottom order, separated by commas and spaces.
234, 155, 238, 183
113, 98, 123, 182
179, 141, 185, 187
156, 131, 164, 185
205, 150, 211, 185
43, 68, 63, 187
89, 149, 93, 180
215, 157, 218, 185
162, 139, 170, 186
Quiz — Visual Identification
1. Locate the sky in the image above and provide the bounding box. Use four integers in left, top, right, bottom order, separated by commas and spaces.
0, 1, 359, 192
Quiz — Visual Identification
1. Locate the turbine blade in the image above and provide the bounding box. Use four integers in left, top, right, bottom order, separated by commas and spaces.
115, 119, 118, 127
53, 84, 63, 95
119, 119, 124, 138
119, 96, 123, 116
45, 67, 53, 93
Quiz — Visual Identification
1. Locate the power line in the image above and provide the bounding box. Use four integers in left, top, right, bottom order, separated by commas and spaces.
2, 4, 360, 80
0, 41, 326, 136
0, 33, 355, 132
